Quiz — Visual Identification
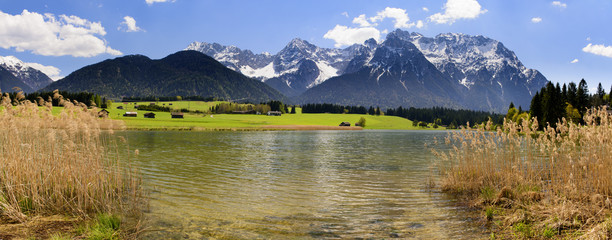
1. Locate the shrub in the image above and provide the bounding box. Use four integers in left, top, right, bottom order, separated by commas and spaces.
357, 117, 366, 128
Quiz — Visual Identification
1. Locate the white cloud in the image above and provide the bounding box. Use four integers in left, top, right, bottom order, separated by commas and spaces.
0, 10, 121, 57
370, 7, 414, 29
119, 16, 144, 32
382, 29, 389, 34
352, 14, 372, 27
422, 7, 429, 12
25, 62, 62, 80
341, 12, 349, 18
531, 17, 542, 23
586, 37, 591, 41
570, 59, 579, 64
324, 25, 380, 48
416, 20, 425, 28
583, 43, 612, 58
146, 0, 174, 5
429, 0, 487, 25
552, 1, 567, 8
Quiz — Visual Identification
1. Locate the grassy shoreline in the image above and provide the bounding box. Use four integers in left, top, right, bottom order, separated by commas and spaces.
434, 108, 612, 239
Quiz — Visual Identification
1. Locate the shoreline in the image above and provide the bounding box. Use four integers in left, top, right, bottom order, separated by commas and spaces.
121, 124, 364, 131
119, 125, 448, 131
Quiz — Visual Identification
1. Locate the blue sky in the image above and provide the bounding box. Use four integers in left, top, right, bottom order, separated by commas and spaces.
1, 0, 611, 91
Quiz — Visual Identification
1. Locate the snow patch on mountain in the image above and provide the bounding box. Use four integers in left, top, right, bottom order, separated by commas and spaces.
460, 77, 473, 89
239, 62, 277, 80
310, 61, 339, 88
0, 56, 55, 90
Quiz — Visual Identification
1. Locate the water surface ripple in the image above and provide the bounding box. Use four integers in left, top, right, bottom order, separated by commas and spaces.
121, 130, 485, 239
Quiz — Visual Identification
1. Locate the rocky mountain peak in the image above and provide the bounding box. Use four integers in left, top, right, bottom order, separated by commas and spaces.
0, 55, 53, 91
364, 38, 378, 49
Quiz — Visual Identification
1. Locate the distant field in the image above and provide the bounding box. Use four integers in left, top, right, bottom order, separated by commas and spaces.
98, 101, 437, 130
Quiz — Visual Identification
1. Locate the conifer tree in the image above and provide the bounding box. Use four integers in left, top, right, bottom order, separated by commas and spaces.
530, 91, 542, 124
368, 106, 375, 115
577, 79, 589, 115
567, 82, 578, 107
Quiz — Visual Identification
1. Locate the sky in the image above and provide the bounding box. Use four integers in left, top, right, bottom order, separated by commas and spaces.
0, 0, 611, 91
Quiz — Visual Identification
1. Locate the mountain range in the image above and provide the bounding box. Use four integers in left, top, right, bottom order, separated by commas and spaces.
4, 30, 547, 113
42, 51, 286, 103
0, 56, 53, 93
188, 29, 548, 112
186, 38, 366, 97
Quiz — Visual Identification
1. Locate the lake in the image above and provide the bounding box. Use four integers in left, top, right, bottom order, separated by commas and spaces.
121, 130, 486, 239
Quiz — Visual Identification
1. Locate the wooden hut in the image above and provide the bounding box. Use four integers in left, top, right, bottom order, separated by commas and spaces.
267, 111, 282, 116
123, 112, 137, 117
144, 112, 156, 118
171, 112, 184, 118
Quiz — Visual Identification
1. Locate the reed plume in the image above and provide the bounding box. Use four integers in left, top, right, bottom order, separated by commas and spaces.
435, 107, 612, 237
0, 92, 141, 223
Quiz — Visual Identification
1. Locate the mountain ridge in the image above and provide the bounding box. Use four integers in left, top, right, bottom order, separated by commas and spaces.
187, 38, 363, 97
43, 50, 287, 103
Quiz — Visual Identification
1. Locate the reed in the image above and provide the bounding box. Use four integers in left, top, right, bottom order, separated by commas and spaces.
434, 107, 612, 238
0, 91, 143, 228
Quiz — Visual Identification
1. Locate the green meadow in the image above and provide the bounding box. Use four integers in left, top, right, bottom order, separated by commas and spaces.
100, 101, 433, 130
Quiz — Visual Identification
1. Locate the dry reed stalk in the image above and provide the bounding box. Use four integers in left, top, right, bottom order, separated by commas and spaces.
0, 92, 141, 223
434, 107, 612, 237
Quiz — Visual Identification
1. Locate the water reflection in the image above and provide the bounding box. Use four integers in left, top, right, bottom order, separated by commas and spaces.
121, 130, 485, 239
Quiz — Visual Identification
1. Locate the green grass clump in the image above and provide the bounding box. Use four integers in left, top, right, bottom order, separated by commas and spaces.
540, 226, 556, 238
513, 222, 533, 238
87, 214, 122, 240
484, 207, 495, 221
480, 186, 496, 202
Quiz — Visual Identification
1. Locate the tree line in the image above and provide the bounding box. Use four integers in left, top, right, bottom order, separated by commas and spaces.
301, 103, 369, 114
385, 106, 504, 128
210, 102, 272, 114
122, 96, 221, 102
528, 79, 609, 129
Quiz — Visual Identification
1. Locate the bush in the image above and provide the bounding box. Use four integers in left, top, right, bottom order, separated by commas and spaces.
357, 117, 366, 128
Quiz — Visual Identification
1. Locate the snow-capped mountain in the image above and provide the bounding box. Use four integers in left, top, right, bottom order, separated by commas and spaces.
187, 38, 361, 97
0, 56, 53, 92
398, 30, 548, 111
188, 30, 548, 112
299, 32, 464, 109
301, 30, 548, 112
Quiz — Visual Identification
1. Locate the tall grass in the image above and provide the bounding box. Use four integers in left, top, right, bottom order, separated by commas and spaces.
0, 91, 143, 224
434, 107, 612, 237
